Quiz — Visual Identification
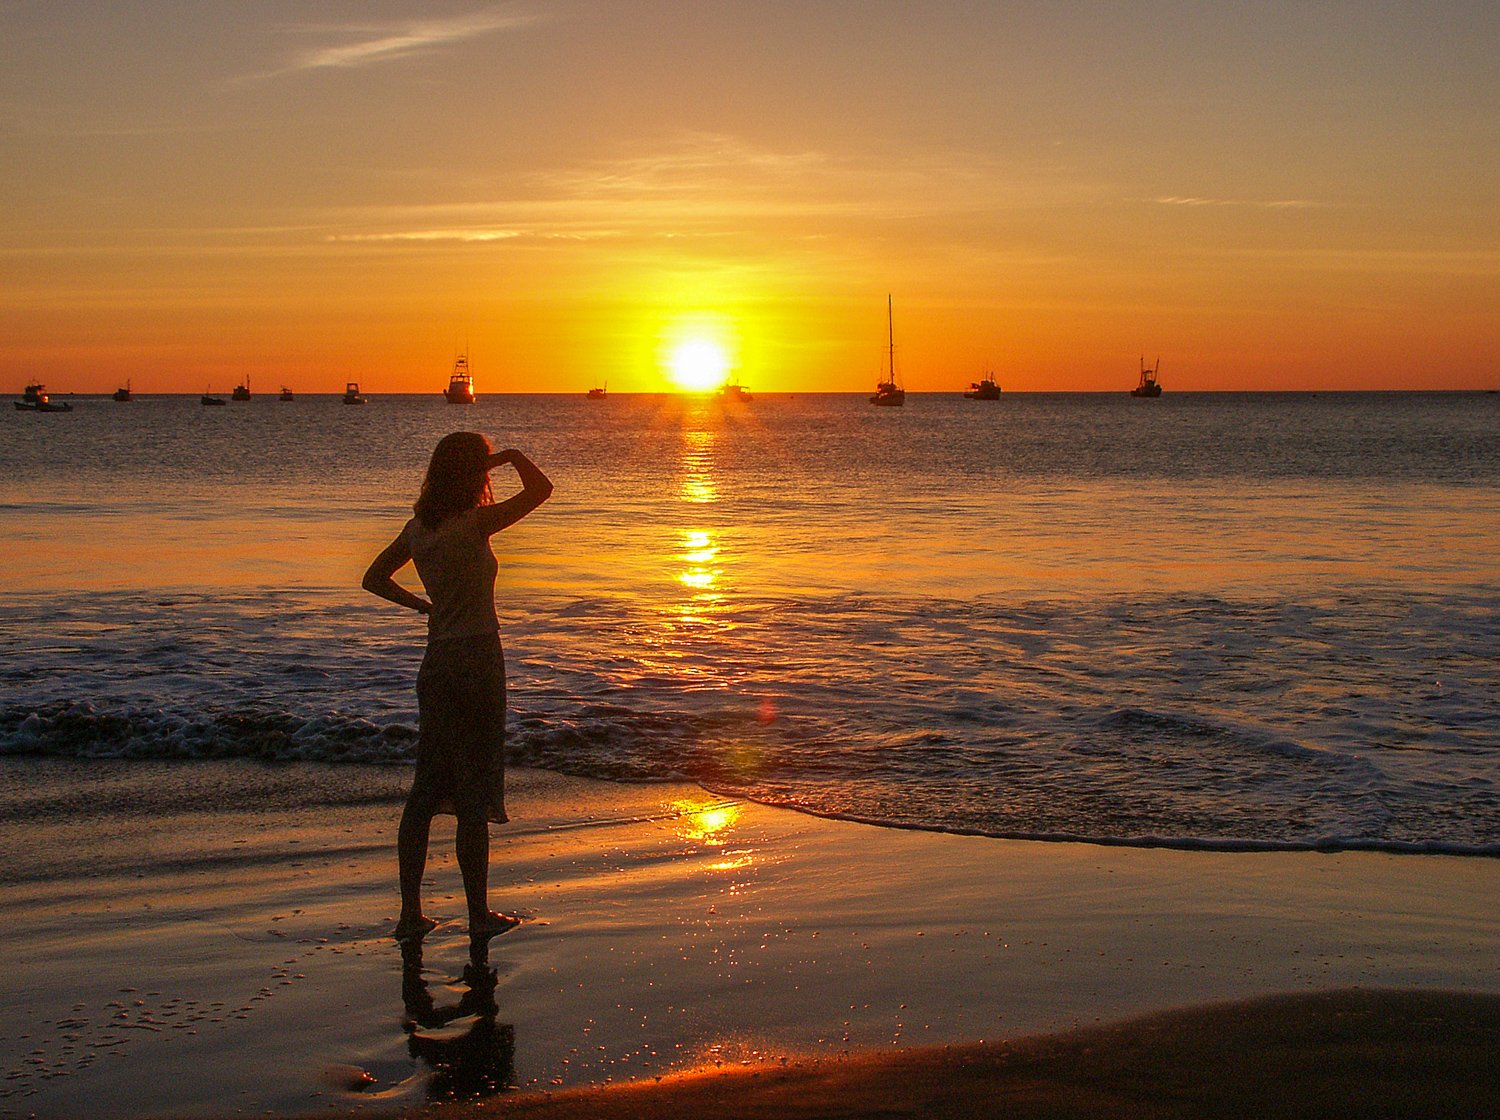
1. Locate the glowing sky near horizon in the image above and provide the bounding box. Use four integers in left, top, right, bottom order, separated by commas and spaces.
2, 1, 1497, 393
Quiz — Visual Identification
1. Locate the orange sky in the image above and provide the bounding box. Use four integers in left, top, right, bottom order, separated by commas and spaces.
3, 2, 1497, 393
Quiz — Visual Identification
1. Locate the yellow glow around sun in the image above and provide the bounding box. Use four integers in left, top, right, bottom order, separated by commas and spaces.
667, 337, 730, 391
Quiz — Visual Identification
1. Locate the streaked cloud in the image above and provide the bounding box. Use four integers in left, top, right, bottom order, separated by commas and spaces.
1151, 196, 1323, 209
254, 8, 543, 79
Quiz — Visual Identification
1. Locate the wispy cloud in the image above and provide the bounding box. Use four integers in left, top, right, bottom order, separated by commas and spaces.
252, 8, 543, 80
1151, 196, 1323, 209
314, 134, 1106, 248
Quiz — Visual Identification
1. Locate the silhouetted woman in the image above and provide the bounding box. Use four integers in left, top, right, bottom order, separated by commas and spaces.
363, 433, 553, 942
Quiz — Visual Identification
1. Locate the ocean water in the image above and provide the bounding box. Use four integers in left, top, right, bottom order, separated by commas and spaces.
3, 390, 1498, 853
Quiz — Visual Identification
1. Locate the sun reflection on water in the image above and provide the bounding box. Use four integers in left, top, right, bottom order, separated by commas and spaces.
676, 529, 722, 592
679, 428, 717, 505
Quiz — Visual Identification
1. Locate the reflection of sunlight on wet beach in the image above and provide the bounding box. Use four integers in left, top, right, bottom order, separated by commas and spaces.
671, 797, 742, 845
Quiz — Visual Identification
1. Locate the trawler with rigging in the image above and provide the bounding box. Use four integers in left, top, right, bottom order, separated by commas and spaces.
1131, 357, 1163, 397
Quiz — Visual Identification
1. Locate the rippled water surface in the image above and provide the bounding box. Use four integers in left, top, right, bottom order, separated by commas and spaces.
4, 391, 1498, 851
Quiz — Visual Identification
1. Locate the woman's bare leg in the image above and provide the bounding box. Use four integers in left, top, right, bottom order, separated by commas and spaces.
456, 812, 519, 939
395, 795, 439, 940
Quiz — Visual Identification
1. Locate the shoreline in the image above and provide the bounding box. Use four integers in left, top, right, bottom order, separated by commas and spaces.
700, 781, 1500, 858
2, 759, 1497, 1118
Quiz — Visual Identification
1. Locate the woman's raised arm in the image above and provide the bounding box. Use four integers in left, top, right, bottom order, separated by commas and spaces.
476, 448, 554, 536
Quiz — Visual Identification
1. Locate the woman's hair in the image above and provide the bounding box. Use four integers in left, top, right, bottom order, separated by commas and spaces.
414, 432, 493, 529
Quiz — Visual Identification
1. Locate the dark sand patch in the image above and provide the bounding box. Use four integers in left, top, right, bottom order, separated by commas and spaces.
470, 989, 1500, 1120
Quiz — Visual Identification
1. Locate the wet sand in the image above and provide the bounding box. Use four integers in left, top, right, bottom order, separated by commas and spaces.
1, 760, 1496, 1118
484, 988, 1500, 1120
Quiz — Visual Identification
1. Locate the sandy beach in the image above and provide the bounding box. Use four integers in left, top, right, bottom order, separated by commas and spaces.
2, 757, 1496, 1118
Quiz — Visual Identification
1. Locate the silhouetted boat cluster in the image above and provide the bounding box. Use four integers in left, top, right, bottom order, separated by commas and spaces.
13, 330, 1172, 411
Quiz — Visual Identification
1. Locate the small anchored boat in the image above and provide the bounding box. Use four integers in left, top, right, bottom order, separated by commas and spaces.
14, 383, 73, 412
201, 385, 226, 406
231, 376, 251, 401
343, 381, 367, 405
112, 380, 133, 402
717, 377, 751, 402
1131, 357, 1163, 398
444, 354, 475, 403
870, 295, 905, 407
964, 374, 1001, 400
279, 386, 294, 401
587, 381, 607, 399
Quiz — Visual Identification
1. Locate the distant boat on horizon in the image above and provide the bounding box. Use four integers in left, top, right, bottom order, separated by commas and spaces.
444, 354, 475, 404
1131, 357, 1163, 398
870, 294, 906, 407
279, 386, 294, 401
231, 376, 251, 402
201, 385, 226, 406
964, 373, 1001, 400
587, 381, 607, 399
343, 381, 367, 405
14, 382, 73, 412
113, 380, 133, 402
718, 376, 751, 402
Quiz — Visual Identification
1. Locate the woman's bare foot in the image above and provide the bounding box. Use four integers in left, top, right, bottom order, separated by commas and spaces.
393, 915, 438, 942
470, 910, 521, 940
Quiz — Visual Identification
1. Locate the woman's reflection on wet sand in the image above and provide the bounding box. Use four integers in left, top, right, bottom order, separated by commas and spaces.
400, 938, 515, 1101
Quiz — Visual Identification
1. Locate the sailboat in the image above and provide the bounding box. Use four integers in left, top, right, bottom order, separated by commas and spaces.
444, 354, 475, 403
1131, 357, 1163, 397
870, 294, 905, 406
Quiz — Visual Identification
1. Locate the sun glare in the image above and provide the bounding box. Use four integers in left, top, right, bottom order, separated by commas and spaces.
667, 337, 730, 391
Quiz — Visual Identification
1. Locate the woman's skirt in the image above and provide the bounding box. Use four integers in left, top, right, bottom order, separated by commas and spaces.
411, 631, 507, 823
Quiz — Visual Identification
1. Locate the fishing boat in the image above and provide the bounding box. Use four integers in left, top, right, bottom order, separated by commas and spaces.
718, 377, 751, 402
1131, 357, 1163, 397
870, 294, 905, 406
112, 380, 133, 402
201, 386, 226, 406
343, 382, 367, 405
587, 382, 607, 399
444, 354, 475, 403
964, 374, 1001, 400
279, 386, 294, 401
231, 376, 251, 401
14, 383, 73, 412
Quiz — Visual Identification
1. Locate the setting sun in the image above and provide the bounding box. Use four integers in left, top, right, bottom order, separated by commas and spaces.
667, 338, 730, 392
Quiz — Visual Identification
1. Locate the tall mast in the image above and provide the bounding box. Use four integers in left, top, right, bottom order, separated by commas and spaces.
887, 293, 894, 384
